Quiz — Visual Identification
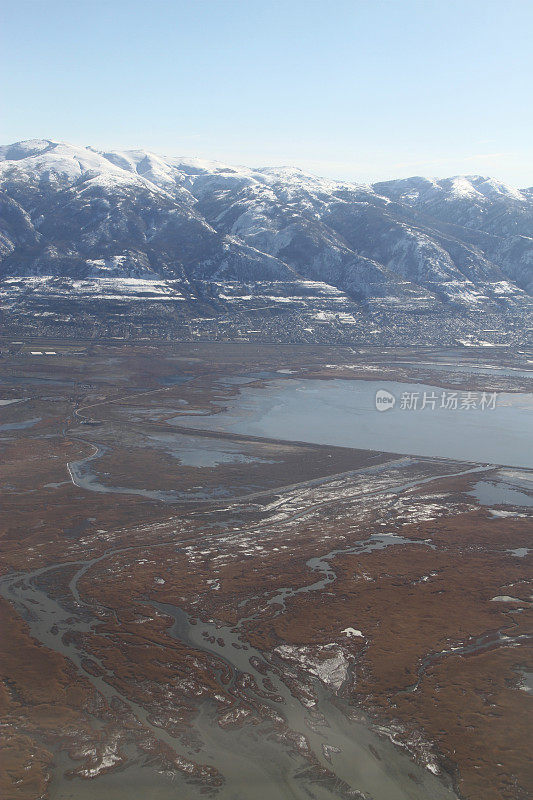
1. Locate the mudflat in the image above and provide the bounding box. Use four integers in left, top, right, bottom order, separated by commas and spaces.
1, 340, 531, 800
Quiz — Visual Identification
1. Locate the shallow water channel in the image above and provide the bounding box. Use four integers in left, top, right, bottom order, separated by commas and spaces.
0, 461, 475, 799
0, 553, 458, 800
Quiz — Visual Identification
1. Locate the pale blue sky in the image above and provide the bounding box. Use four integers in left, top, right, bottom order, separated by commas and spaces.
2, 0, 532, 185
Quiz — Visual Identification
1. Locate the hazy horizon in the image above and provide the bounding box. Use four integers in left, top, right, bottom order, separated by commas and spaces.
2, 135, 532, 190
2, 0, 532, 187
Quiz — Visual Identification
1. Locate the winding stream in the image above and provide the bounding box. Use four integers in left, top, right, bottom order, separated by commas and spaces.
0, 550, 459, 800
0, 461, 481, 799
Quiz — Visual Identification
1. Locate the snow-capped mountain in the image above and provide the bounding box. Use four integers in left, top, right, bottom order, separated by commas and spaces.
0, 139, 531, 344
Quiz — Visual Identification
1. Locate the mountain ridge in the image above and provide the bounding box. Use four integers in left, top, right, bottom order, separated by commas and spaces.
1, 139, 531, 345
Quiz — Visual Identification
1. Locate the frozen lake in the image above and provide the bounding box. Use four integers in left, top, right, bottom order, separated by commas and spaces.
181, 379, 533, 468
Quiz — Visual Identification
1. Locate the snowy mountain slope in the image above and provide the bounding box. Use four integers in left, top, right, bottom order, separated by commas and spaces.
374, 175, 533, 237
0, 139, 531, 342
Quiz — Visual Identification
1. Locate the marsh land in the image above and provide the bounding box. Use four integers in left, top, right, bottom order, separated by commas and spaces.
0, 340, 531, 800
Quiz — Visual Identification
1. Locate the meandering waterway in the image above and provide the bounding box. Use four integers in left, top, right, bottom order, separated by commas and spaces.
0, 461, 472, 800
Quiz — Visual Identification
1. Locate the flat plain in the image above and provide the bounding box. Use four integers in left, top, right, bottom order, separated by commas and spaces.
1, 340, 531, 800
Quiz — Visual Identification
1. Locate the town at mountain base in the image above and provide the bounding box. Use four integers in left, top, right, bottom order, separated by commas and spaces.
1, 140, 531, 344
